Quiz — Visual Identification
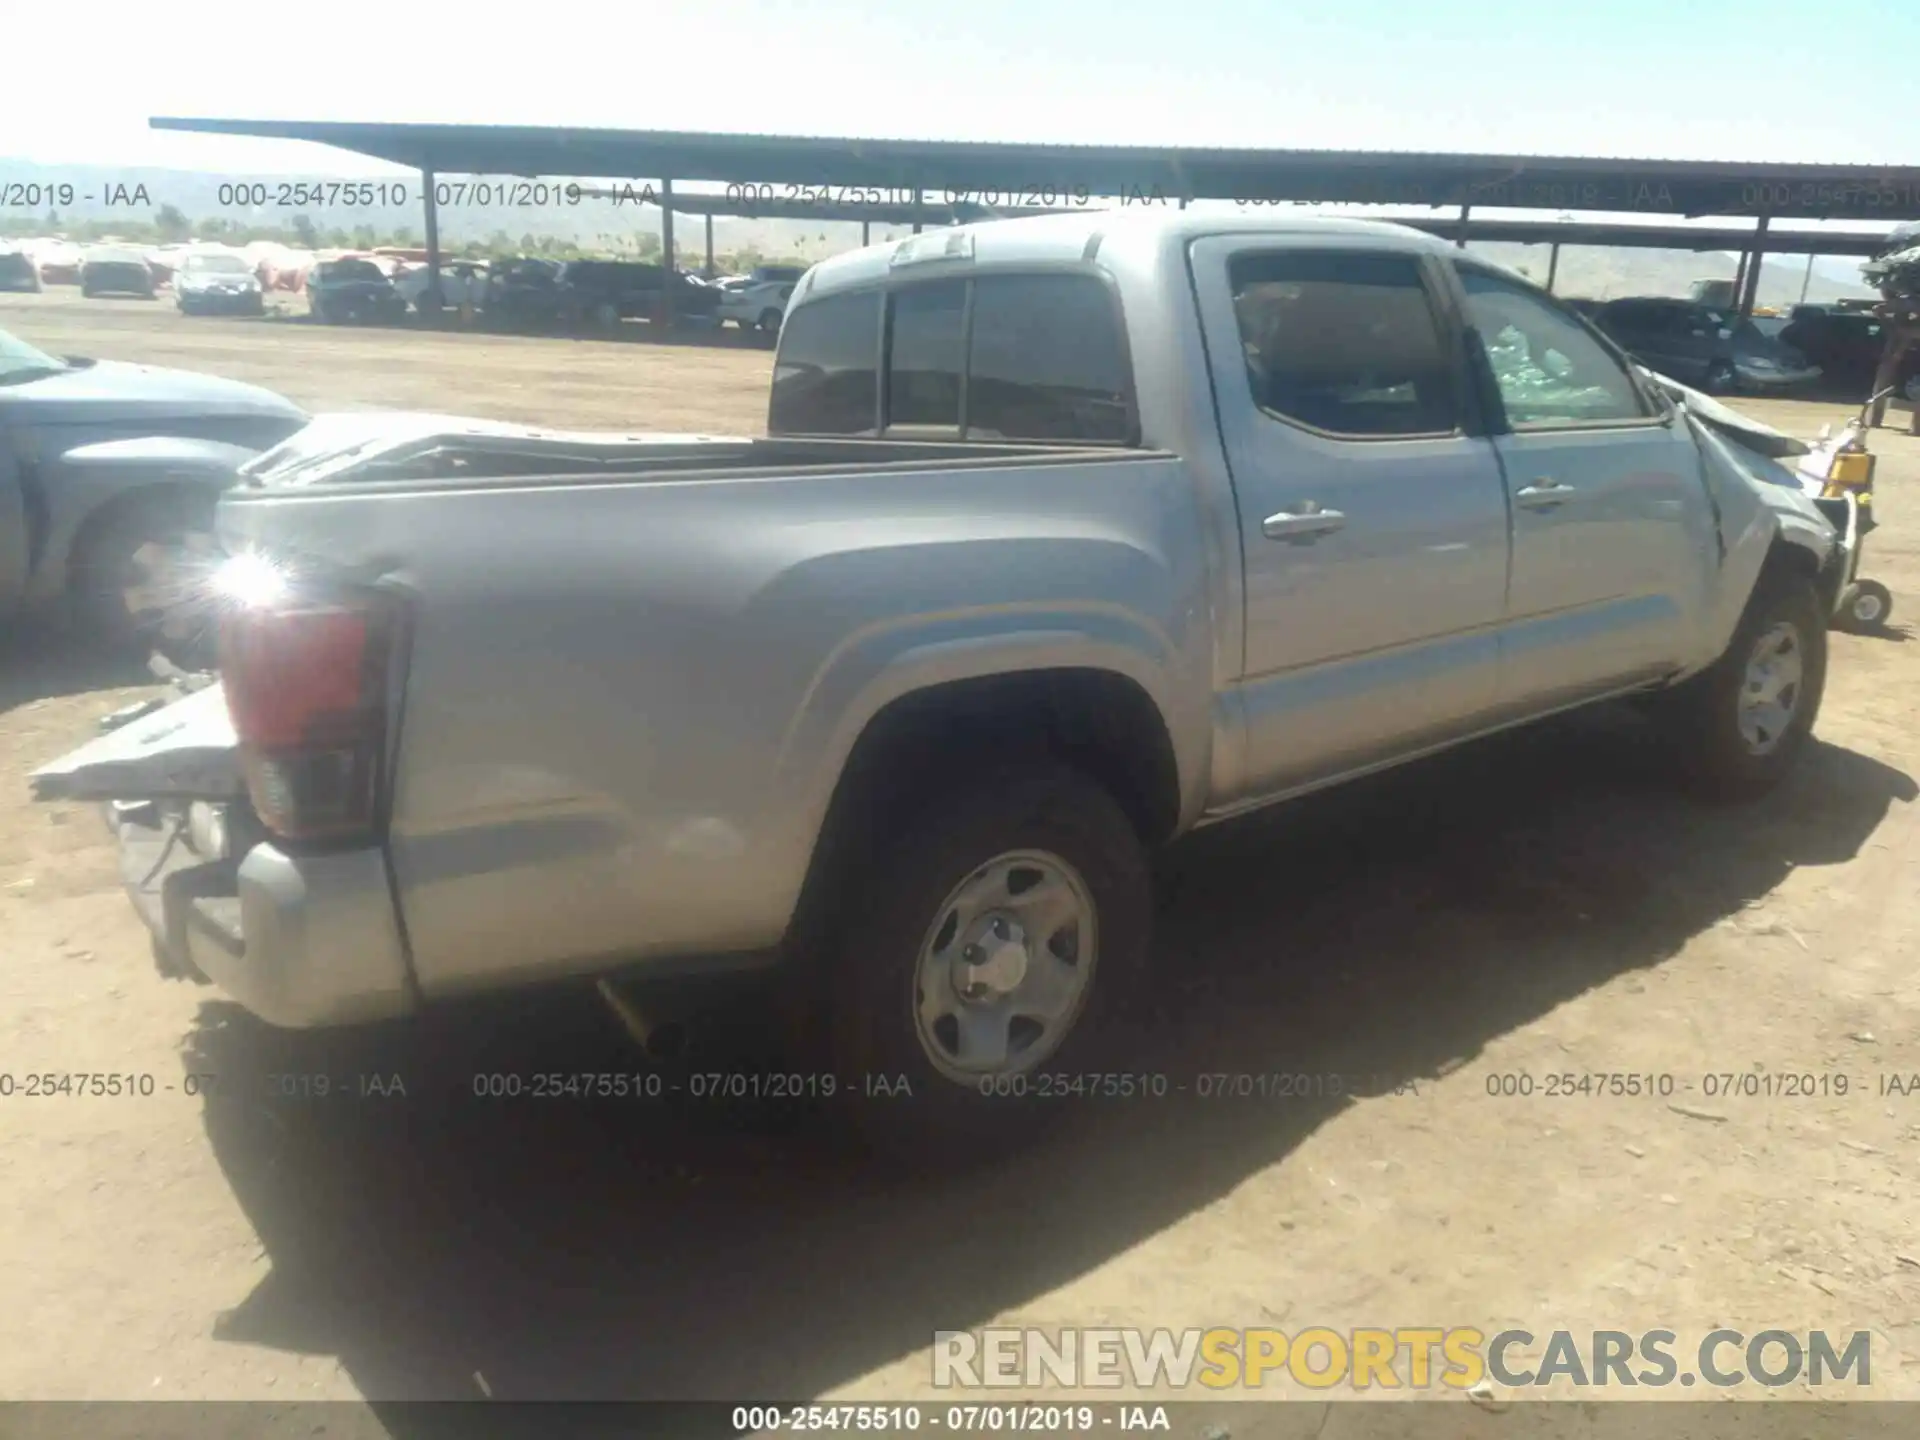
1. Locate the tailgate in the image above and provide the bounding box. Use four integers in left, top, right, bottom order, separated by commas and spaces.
29, 683, 241, 803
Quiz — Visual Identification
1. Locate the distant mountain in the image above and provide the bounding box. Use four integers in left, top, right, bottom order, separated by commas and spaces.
1469, 241, 1876, 308
0, 160, 1883, 301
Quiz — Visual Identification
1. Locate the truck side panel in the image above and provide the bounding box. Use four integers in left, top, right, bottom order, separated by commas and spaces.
218, 456, 1217, 1000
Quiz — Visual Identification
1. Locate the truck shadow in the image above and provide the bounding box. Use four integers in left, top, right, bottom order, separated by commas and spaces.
0, 626, 159, 713
177, 710, 1915, 1421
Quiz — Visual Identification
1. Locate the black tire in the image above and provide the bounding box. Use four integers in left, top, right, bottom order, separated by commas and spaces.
758, 308, 783, 333
1836, 579, 1893, 634
812, 760, 1152, 1164
70, 490, 221, 665
1650, 573, 1827, 801
1704, 359, 1737, 395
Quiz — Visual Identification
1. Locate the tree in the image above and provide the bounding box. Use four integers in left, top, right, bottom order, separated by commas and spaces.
290, 213, 320, 249
155, 204, 192, 242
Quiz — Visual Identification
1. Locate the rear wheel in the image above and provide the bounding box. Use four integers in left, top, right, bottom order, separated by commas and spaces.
758, 307, 783, 333
1649, 573, 1826, 801
810, 761, 1151, 1163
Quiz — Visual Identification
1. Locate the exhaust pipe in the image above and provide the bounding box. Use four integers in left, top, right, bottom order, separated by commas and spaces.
596, 978, 688, 1062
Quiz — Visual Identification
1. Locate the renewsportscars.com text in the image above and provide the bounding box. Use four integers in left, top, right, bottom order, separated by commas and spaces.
933, 1326, 1872, 1390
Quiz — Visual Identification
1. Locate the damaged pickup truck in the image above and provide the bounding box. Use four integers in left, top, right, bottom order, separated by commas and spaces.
32, 213, 1843, 1157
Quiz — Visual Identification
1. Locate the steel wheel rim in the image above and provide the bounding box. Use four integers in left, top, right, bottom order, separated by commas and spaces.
1737, 620, 1804, 756
911, 849, 1098, 1083
1852, 591, 1885, 625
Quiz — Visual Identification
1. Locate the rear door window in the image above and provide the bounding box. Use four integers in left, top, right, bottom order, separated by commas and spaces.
965, 274, 1134, 442
769, 290, 881, 435
1229, 251, 1460, 437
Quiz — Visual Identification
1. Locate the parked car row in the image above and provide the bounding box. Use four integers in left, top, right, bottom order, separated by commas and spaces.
1, 242, 793, 339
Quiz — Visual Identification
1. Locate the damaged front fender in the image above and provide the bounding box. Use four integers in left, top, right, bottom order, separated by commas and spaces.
1683, 410, 1835, 666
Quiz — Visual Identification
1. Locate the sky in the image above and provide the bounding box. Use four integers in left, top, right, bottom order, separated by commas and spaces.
2, 0, 1914, 256
6, 0, 1915, 171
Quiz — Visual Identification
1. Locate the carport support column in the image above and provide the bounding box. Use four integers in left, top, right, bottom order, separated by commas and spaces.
1736, 214, 1770, 322
1456, 202, 1471, 248
912, 186, 924, 235
704, 213, 714, 278
659, 178, 676, 328
1545, 242, 1561, 295
862, 221, 871, 246
421, 167, 441, 307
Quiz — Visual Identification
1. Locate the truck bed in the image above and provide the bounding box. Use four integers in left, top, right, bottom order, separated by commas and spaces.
235, 412, 1159, 492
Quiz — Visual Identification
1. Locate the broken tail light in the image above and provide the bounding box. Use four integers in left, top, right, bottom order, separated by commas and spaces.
219, 582, 402, 845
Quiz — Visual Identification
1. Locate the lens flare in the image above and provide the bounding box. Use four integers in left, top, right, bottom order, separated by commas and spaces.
211, 551, 289, 609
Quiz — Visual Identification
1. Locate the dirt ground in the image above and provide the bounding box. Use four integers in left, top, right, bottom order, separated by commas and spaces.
4, 290, 1920, 1419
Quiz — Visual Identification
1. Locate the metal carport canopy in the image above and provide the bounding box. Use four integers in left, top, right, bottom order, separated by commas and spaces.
150, 118, 1920, 223
582, 187, 1899, 255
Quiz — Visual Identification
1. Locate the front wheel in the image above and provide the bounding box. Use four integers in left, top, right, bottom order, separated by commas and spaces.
1649, 574, 1827, 801
1704, 359, 1737, 395
758, 308, 783, 333
1836, 579, 1893, 633
816, 762, 1151, 1162
70, 491, 223, 666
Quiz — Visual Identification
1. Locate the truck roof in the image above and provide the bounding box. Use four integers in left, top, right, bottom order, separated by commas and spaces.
798, 208, 1461, 303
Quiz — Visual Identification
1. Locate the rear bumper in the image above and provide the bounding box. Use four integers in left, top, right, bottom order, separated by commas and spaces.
110, 803, 416, 1029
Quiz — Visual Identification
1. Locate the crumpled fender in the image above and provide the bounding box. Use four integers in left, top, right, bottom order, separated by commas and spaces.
1645, 369, 1812, 460
1684, 412, 1835, 667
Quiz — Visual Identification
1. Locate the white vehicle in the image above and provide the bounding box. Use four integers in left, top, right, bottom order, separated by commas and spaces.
718, 277, 796, 332
395, 262, 483, 314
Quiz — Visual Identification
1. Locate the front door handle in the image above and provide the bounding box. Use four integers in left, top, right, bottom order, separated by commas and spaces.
1515, 478, 1576, 510
1263, 505, 1347, 542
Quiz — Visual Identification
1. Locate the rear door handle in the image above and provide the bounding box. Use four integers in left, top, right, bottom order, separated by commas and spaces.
1515, 478, 1576, 510
1263, 506, 1347, 542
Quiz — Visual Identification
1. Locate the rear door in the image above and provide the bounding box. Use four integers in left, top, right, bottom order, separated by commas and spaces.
1189, 238, 1512, 799
1449, 263, 1717, 710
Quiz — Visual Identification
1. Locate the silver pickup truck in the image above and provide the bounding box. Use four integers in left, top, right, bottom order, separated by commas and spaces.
33, 212, 1841, 1155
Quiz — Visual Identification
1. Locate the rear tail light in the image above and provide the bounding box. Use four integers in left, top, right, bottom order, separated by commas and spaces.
220, 584, 402, 845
